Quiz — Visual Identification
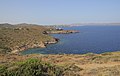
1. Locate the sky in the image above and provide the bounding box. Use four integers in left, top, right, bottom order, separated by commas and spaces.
0, 0, 120, 25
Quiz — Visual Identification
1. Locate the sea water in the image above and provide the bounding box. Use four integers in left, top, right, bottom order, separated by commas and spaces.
21, 25, 120, 54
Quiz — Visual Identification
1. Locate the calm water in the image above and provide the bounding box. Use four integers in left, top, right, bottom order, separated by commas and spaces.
21, 26, 120, 54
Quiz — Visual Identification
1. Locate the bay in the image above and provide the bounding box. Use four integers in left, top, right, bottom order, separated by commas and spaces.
21, 25, 120, 54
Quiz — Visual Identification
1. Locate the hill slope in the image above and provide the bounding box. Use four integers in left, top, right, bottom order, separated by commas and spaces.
0, 24, 57, 53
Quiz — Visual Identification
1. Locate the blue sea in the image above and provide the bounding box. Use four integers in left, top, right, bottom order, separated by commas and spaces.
21, 26, 120, 54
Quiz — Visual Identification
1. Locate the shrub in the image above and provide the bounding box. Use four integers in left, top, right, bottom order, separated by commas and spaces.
0, 59, 64, 76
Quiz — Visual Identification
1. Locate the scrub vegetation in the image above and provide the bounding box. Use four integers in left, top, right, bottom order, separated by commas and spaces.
1, 23, 120, 76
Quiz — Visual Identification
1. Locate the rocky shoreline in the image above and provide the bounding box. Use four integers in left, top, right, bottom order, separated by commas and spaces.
10, 35, 60, 54
0, 23, 79, 54
43, 29, 79, 34
11, 30, 78, 54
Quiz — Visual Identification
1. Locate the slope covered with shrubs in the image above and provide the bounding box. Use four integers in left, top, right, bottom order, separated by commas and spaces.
0, 58, 64, 76
0, 24, 56, 54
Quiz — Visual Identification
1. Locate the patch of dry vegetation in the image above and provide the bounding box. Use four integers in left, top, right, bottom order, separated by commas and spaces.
0, 58, 64, 76
1, 51, 120, 76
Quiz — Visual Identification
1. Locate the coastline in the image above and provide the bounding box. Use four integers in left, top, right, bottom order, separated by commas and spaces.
0, 23, 79, 54
1, 23, 120, 76
11, 31, 79, 54
11, 38, 59, 54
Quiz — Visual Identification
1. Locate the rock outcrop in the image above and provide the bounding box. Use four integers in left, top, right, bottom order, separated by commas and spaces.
11, 42, 46, 53
44, 38, 59, 44
44, 30, 79, 34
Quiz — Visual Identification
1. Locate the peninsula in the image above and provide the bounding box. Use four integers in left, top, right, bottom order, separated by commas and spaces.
0, 23, 78, 54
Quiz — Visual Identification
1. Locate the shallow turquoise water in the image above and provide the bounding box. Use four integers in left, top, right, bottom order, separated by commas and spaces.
21, 26, 120, 54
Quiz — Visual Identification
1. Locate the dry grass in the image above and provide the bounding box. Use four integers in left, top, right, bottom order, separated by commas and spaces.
1, 51, 120, 76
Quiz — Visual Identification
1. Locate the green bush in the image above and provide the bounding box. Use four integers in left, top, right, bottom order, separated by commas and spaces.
0, 59, 64, 76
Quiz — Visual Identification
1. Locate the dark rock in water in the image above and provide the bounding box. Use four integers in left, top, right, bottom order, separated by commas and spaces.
44, 38, 59, 44
54, 38, 59, 42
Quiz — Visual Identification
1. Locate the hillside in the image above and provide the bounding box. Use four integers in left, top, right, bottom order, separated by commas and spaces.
1, 23, 120, 76
0, 23, 79, 54
1, 52, 120, 76
0, 23, 58, 54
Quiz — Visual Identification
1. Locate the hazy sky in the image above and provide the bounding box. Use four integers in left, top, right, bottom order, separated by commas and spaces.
0, 0, 120, 25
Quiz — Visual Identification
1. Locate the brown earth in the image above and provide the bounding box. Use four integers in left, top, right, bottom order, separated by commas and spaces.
1, 51, 120, 76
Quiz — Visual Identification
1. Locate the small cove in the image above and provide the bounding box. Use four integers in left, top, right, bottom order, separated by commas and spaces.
21, 25, 120, 54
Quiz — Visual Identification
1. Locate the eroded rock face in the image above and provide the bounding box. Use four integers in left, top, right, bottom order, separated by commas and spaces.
11, 42, 46, 53
39, 42, 46, 48
11, 38, 59, 54
44, 38, 59, 44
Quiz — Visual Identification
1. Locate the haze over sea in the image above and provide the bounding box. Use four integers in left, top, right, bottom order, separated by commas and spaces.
22, 25, 120, 54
